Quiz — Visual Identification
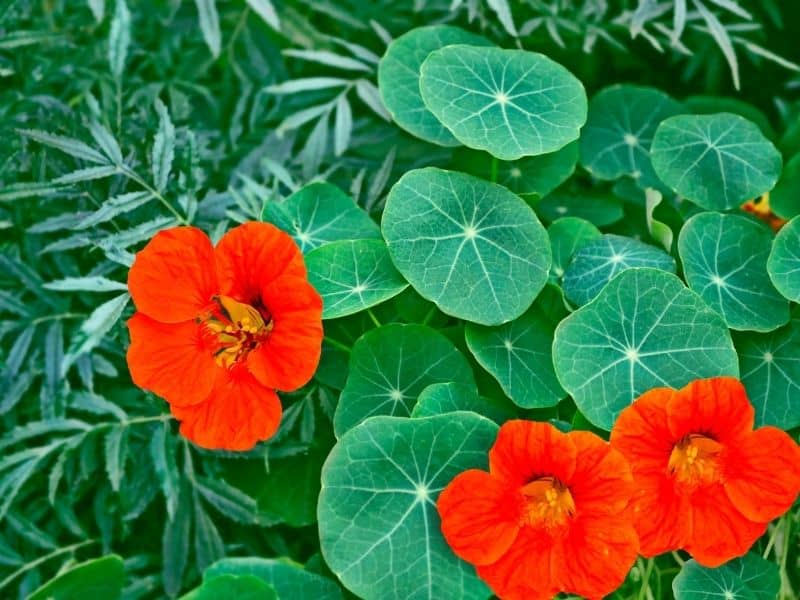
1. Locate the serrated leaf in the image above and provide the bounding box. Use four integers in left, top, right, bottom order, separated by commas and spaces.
62, 293, 129, 373
52, 165, 119, 184
0, 181, 65, 202
246, 0, 280, 30
18, 129, 109, 164
89, 121, 123, 165
150, 422, 180, 520
162, 484, 191, 597
103, 425, 127, 492
44, 276, 128, 293
193, 498, 224, 571
283, 49, 370, 72
266, 77, 348, 94
152, 98, 175, 192
108, 0, 131, 78
333, 95, 352, 156
195, 477, 257, 524
355, 79, 390, 121
75, 191, 154, 229
195, 0, 221, 58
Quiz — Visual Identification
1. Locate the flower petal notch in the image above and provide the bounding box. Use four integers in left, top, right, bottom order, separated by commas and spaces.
126, 222, 323, 451
438, 420, 639, 600
611, 376, 800, 567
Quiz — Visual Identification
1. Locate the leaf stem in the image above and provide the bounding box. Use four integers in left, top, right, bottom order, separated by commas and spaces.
490, 156, 499, 183
121, 167, 188, 225
638, 557, 654, 600
324, 336, 351, 354
367, 308, 382, 328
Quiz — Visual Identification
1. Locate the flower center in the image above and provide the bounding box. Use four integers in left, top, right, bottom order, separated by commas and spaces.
667, 434, 722, 487
202, 295, 273, 368
519, 477, 576, 529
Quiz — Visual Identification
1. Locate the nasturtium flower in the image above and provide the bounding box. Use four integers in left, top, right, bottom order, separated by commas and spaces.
611, 377, 800, 567
126, 222, 323, 451
437, 421, 639, 600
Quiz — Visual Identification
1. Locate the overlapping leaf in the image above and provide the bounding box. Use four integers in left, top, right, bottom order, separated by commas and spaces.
767, 215, 800, 302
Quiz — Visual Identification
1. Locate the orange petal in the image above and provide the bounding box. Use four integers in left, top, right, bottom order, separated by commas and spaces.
126, 313, 218, 406
437, 470, 521, 566
475, 527, 562, 600
171, 365, 282, 451
723, 427, 800, 523
561, 513, 639, 599
628, 471, 688, 557
489, 421, 577, 487
246, 276, 323, 391
666, 377, 754, 444
215, 222, 306, 303
128, 226, 218, 322
568, 431, 634, 518
684, 483, 767, 567
610, 387, 676, 476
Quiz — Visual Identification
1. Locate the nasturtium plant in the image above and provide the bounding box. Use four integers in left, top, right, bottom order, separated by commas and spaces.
5, 3, 800, 600
382, 167, 550, 325
651, 113, 783, 210
553, 268, 739, 429
318, 414, 497, 600
678, 212, 790, 331
419, 45, 587, 160
580, 84, 682, 186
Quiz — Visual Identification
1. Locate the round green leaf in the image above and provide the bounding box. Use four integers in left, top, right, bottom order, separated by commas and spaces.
768, 215, 800, 302
735, 316, 800, 430
193, 575, 277, 600
28, 555, 124, 600
673, 560, 755, 600
535, 190, 624, 226
306, 239, 409, 319
684, 95, 775, 139
770, 153, 800, 219
334, 323, 475, 436
679, 212, 789, 331
547, 217, 602, 280
203, 557, 343, 600
454, 141, 578, 200
465, 305, 565, 408
383, 167, 550, 325
651, 113, 782, 211
262, 182, 380, 252
410, 382, 514, 424
726, 553, 781, 600
419, 45, 587, 160
563, 234, 676, 307
377, 25, 491, 146
318, 413, 497, 600
553, 268, 739, 430
580, 84, 682, 186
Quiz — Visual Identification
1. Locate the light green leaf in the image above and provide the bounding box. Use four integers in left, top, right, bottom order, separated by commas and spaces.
333, 95, 352, 156
410, 382, 513, 424
651, 113, 782, 210
306, 239, 409, 319
454, 141, 578, 200
377, 25, 491, 146
334, 323, 475, 436
318, 414, 496, 600
580, 84, 682, 186
679, 212, 789, 331
262, 182, 380, 253
553, 268, 739, 430
44, 276, 128, 293
645, 188, 674, 252
768, 215, 800, 302
535, 189, 624, 226
103, 425, 127, 492
195, 0, 221, 58
672, 553, 778, 600
152, 98, 175, 192
193, 498, 224, 571
202, 558, 343, 600
53, 165, 119, 184
283, 49, 370, 72
735, 316, 800, 430
194, 477, 258, 525
382, 168, 550, 325
27, 555, 124, 600
563, 234, 676, 306
547, 216, 601, 280
246, 0, 280, 30
75, 191, 154, 229
419, 45, 586, 160
150, 422, 180, 520
108, 0, 130, 78
770, 153, 800, 219
18, 129, 109, 165
466, 303, 564, 408
62, 293, 130, 373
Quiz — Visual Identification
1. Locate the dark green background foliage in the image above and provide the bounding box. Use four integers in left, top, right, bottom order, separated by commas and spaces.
1, 0, 799, 599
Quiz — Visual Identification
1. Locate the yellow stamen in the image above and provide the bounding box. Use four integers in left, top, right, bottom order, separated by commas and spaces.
519, 477, 576, 530
668, 434, 722, 488
203, 295, 273, 368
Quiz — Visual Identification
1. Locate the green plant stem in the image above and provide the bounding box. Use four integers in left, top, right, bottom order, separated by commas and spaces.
638, 558, 654, 600
779, 515, 797, 600
671, 551, 685, 566
31, 312, 83, 325
324, 336, 352, 353
367, 308, 382, 328
121, 167, 188, 225
490, 156, 499, 183
0, 539, 97, 592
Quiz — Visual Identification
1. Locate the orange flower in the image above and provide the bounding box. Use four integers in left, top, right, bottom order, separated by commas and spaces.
437, 421, 638, 600
610, 377, 800, 567
126, 222, 323, 451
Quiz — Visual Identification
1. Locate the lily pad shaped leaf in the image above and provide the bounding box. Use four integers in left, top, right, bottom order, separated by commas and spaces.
580, 84, 682, 186
547, 217, 602, 281
678, 212, 789, 332
378, 25, 491, 146
454, 141, 578, 200
334, 323, 475, 436
735, 316, 800, 430
651, 113, 782, 211
306, 239, 409, 319
673, 553, 779, 600
318, 413, 497, 600
382, 168, 551, 325
563, 234, 676, 307
553, 268, 739, 430
201, 557, 343, 600
419, 45, 587, 160
410, 382, 513, 424
262, 182, 380, 252
767, 215, 800, 302
465, 304, 565, 408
